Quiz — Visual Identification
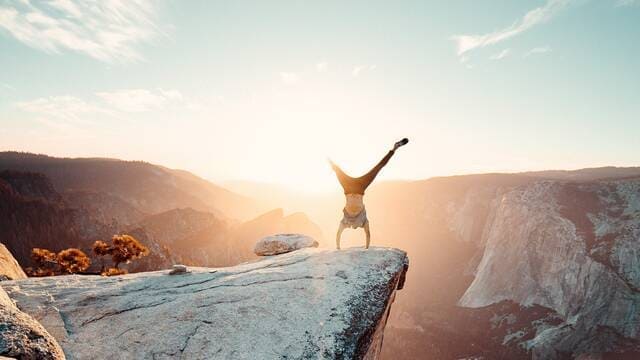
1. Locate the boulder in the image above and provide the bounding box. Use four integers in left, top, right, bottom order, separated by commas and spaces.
1, 247, 408, 359
253, 233, 318, 256
168, 264, 189, 275
0, 244, 26, 281
0, 287, 65, 359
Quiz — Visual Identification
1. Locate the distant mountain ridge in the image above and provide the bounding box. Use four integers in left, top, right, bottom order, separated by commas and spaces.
0, 152, 263, 221
0, 153, 322, 274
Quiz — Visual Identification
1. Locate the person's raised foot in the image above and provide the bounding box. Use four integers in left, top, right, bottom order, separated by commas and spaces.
393, 138, 409, 150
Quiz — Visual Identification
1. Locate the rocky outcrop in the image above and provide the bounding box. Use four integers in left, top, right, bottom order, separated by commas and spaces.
0, 244, 26, 281
254, 233, 318, 255
0, 287, 65, 359
2, 247, 408, 359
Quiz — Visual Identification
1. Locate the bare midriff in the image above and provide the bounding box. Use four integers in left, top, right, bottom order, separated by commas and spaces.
344, 193, 365, 216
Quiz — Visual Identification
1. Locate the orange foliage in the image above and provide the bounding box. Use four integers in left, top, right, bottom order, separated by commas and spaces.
92, 234, 149, 270
29, 247, 91, 276
57, 248, 91, 274
101, 267, 128, 276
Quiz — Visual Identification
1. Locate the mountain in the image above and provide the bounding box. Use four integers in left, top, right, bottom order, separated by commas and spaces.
0, 170, 87, 268
0, 159, 323, 274
0, 152, 264, 221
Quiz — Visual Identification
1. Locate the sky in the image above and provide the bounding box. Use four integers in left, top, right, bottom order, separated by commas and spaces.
1, 0, 639, 192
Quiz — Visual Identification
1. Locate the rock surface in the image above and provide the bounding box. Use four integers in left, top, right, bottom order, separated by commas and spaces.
254, 233, 319, 256
2, 247, 408, 359
0, 244, 26, 280
0, 287, 65, 359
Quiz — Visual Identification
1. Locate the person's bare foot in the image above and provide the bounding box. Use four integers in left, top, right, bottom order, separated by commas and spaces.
393, 138, 409, 150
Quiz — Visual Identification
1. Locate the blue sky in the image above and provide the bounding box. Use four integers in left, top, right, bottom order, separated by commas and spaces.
1, 0, 639, 191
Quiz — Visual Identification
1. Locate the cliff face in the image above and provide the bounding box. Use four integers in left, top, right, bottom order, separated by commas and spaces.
459, 180, 640, 358
368, 171, 640, 359
2, 247, 408, 360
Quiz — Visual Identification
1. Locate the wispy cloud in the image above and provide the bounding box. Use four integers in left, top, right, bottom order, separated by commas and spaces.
280, 72, 300, 85
490, 49, 511, 60
451, 0, 570, 56
524, 46, 552, 57
352, 64, 376, 77
16, 95, 109, 121
0, 0, 162, 62
96, 89, 182, 112
16, 88, 185, 123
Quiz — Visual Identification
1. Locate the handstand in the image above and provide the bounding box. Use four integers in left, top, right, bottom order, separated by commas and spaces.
330, 138, 408, 250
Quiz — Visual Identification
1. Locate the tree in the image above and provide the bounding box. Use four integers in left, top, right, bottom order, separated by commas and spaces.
29, 247, 91, 276
92, 240, 110, 271
111, 234, 149, 269
92, 234, 149, 276
57, 248, 91, 274
29, 248, 58, 276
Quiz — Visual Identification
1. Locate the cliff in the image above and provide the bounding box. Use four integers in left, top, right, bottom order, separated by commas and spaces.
1, 247, 408, 359
458, 180, 640, 358
366, 171, 640, 359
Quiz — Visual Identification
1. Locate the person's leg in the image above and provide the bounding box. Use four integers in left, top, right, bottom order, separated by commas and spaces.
359, 139, 409, 191
330, 160, 354, 193
336, 222, 346, 250
359, 150, 395, 190
364, 221, 371, 249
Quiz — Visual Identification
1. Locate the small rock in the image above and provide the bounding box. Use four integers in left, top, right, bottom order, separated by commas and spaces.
254, 233, 319, 256
168, 264, 189, 275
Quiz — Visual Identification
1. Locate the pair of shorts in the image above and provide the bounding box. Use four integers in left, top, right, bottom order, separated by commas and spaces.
341, 208, 368, 229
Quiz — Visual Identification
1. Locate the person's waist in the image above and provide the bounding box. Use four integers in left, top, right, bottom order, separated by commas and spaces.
344, 201, 365, 216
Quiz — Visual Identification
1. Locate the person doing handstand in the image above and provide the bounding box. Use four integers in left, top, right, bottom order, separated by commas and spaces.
330, 138, 408, 250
